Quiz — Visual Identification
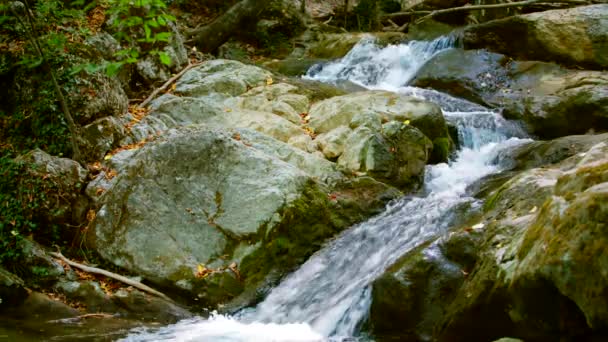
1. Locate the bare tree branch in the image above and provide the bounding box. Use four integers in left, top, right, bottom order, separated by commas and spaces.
139, 62, 202, 109
50, 251, 174, 303
382, 0, 590, 22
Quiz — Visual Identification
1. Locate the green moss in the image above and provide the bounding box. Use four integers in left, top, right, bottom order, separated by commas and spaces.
240, 177, 400, 291
430, 137, 451, 164
263, 58, 327, 77
240, 181, 341, 286
483, 183, 508, 213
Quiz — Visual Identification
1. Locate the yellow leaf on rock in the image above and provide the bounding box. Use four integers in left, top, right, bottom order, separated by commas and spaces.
404, 120, 410, 125
266, 77, 273, 86
104, 154, 113, 160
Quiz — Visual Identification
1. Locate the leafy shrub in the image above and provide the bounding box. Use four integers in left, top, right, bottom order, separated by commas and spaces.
105, 0, 176, 74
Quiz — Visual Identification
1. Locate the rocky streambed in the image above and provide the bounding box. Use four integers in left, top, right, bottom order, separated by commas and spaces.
1, 3, 608, 342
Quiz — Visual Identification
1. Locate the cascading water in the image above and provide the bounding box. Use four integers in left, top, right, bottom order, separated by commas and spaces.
122, 37, 530, 342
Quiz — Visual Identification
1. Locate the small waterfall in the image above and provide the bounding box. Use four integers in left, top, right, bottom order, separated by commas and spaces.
305, 35, 458, 91
122, 36, 530, 342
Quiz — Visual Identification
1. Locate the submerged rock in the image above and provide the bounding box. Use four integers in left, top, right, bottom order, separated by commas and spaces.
462, 4, 608, 69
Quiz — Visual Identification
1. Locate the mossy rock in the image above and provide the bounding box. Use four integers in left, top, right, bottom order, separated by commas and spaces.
263, 58, 328, 77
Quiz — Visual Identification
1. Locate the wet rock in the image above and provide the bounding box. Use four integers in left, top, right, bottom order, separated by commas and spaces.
7, 292, 79, 321
371, 136, 608, 341
112, 288, 192, 323
462, 4, 608, 69
307, 32, 406, 59
412, 49, 608, 138
412, 49, 510, 106
0, 267, 27, 309
498, 133, 608, 171
263, 58, 327, 76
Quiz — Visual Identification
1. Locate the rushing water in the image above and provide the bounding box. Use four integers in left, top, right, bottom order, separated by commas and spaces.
122, 37, 529, 342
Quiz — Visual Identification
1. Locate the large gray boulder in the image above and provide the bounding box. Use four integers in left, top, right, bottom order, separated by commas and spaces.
87, 126, 401, 306
412, 49, 608, 138
462, 4, 608, 69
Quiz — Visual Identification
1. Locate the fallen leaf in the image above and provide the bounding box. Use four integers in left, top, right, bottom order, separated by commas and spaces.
266, 77, 273, 86
104, 169, 118, 180
472, 223, 484, 230
403, 120, 410, 125
529, 206, 537, 213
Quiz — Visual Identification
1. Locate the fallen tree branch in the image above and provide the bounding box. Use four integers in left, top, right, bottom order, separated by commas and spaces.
138, 62, 202, 109
49, 251, 173, 302
384, 18, 409, 32
383, 0, 590, 22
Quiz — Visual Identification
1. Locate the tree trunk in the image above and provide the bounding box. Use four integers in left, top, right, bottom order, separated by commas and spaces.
193, 0, 266, 53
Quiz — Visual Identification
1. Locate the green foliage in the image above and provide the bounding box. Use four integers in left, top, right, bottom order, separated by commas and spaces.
0, 154, 60, 264
105, 0, 176, 75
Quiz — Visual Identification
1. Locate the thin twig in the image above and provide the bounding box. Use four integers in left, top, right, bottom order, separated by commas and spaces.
138, 62, 201, 109
383, 0, 590, 22
49, 251, 173, 302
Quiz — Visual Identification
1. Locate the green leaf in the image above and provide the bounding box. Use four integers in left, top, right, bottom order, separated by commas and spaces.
159, 51, 171, 66
69, 64, 85, 76
144, 23, 152, 40
146, 19, 159, 28
157, 16, 167, 26
154, 32, 171, 42
106, 62, 123, 76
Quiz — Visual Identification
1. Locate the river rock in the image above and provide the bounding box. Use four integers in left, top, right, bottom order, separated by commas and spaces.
370, 135, 608, 341
412, 49, 608, 138
87, 126, 401, 307
462, 4, 608, 70
309, 90, 452, 164
175, 59, 272, 97
0, 267, 27, 309
307, 32, 406, 59
498, 133, 608, 171
338, 123, 433, 189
